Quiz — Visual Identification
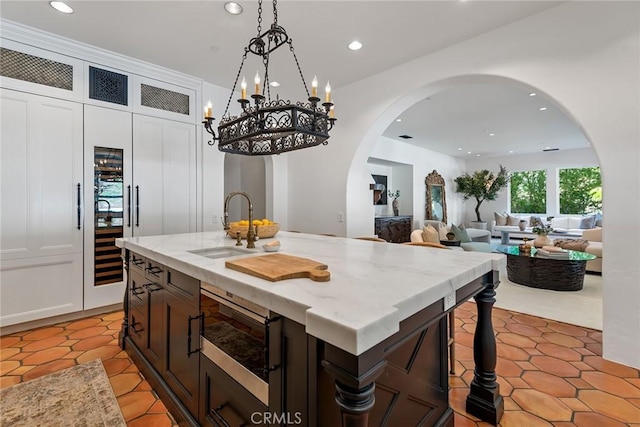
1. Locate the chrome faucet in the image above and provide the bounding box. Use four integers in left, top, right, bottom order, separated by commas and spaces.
223, 191, 256, 249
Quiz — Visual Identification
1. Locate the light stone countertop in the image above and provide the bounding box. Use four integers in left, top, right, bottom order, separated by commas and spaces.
116, 231, 505, 356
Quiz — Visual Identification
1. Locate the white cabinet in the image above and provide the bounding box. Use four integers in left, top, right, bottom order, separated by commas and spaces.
1, 89, 83, 326
132, 115, 197, 237
82, 108, 197, 309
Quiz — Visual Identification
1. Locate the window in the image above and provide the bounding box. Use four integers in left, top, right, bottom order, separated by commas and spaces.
559, 167, 601, 214
510, 170, 547, 213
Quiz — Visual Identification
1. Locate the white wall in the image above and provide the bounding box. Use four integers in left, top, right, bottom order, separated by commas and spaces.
464, 147, 600, 222
369, 137, 466, 231
285, 2, 640, 368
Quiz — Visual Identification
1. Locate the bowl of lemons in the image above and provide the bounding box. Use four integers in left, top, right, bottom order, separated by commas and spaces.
227, 219, 279, 239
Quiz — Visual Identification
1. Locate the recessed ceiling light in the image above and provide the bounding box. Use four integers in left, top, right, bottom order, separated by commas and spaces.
539, 107, 548, 111
395, 118, 402, 122
209, 45, 219, 53
509, 150, 514, 154
348, 41, 363, 51
224, 2, 243, 15
545, 146, 551, 150
467, 151, 472, 154
269, 81, 280, 87
476, 154, 481, 157
458, 148, 463, 151
529, 92, 537, 97
489, 133, 495, 136
50, 1, 73, 13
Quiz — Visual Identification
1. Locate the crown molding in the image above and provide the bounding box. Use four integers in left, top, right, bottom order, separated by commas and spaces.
0, 19, 203, 91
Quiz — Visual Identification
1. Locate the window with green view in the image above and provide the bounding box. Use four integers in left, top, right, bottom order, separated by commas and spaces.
559, 167, 601, 214
510, 170, 547, 213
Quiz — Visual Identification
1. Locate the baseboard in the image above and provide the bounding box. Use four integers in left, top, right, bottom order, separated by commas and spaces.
0, 304, 122, 336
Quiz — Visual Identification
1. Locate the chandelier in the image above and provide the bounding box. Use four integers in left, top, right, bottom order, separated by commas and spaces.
203, 0, 336, 156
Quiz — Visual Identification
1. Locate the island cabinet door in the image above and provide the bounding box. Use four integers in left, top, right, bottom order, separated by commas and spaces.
128, 269, 148, 351
163, 269, 201, 418
143, 261, 165, 373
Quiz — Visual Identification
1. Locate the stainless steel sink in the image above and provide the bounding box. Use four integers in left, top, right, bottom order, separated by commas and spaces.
188, 247, 254, 259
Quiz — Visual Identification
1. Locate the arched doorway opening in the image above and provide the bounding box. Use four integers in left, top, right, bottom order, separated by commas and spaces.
349, 75, 603, 330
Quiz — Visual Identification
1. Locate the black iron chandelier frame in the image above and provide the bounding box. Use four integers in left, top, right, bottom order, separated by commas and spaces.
203, 0, 336, 156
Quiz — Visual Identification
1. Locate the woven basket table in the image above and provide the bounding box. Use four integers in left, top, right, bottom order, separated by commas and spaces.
496, 245, 596, 291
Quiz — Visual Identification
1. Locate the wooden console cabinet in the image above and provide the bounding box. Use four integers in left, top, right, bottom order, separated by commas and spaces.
375, 215, 413, 243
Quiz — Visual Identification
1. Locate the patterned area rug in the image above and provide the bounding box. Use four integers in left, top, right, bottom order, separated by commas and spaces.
0, 359, 126, 427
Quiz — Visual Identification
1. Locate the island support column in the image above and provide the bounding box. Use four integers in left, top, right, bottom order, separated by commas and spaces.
466, 271, 504, 424
321, 359, 387, 427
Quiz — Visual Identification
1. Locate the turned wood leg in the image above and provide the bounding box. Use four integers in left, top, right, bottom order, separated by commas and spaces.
466, 271, 504, 425
335, 381, 376, 427
322, 359, 386, 427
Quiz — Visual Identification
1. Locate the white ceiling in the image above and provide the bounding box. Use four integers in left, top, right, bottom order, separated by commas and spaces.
1, 1, 588, 158
382, 82, 591, 158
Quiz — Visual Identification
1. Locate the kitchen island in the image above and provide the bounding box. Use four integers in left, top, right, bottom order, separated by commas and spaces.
116, 231, 505, 426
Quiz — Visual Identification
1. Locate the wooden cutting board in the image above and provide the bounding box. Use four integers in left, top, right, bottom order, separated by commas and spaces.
225, 253, 330, 282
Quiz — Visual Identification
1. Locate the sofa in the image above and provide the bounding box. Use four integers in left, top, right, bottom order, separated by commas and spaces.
491, 213, 601, 243
416, 220, 493, 252
582, 227, 602, 273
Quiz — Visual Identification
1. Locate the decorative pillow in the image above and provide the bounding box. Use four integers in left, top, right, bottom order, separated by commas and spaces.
422, 225, 440, 244
529, 216, 543, 227
438, 225, 450, 241
594, 213, 603, 227
451, 224, 471, 243
506, 215, 521, 226
494, 212, 507, 226
580, 215, 596, 229
551, 217, 569, 229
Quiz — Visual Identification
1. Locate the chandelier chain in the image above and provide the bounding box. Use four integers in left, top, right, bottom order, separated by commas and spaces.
272, 0, 278, 25
263, 49, 272, 101
223, 49, 249, 118
288, 40, 310, 98
256, 0, 263, 35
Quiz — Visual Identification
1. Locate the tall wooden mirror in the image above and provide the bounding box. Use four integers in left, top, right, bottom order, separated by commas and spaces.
425, 170, 447, 223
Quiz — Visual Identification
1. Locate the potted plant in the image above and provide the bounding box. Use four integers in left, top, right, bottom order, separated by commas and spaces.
454, 165, 509, 229
388, 190, 400, 216
532, 223, 554, 247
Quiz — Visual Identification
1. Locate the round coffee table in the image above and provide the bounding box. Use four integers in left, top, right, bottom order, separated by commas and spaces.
496, 245, 596, 291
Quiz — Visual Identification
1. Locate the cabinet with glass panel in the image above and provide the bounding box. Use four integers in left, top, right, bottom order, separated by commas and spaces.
94, 147, 124, 285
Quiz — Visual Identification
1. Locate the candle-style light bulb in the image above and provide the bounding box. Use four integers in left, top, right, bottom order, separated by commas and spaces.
254, 71, 261, 95
311, 75, 318, 98
324, 81, 331, 103
240, 77, 247, 99
330, 104, 335, 118
204, 101, 213, 119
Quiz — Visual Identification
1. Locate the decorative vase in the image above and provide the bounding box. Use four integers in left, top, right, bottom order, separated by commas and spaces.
518, 220, 527, 231
533, 234, 552, 248
392, 198, 399, 216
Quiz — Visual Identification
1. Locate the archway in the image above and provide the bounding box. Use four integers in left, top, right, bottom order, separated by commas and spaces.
347, 74, 604, 326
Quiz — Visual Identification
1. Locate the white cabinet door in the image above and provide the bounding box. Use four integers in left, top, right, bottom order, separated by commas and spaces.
1, 89, 83, 326
132, 114, 196, 237
83, 105, 132, 309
